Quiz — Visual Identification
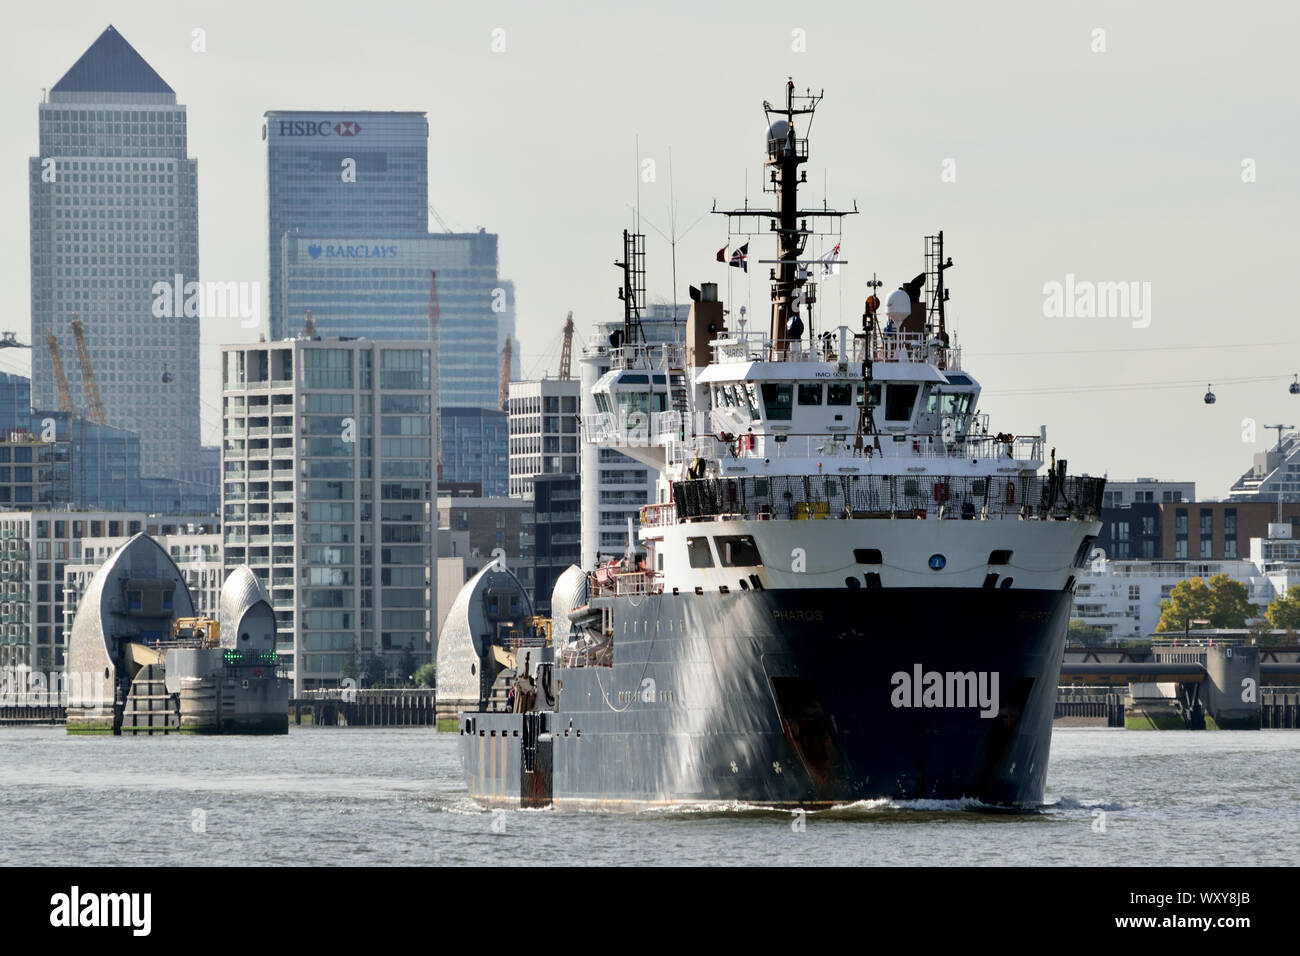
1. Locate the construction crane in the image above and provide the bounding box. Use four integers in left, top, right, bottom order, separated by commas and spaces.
45, 329, 74, 415
0, 332, 30, 349
428, 205, 453, 234
558, 311, 574, 381
499, 337, 513, 412
69, 315, 107, 425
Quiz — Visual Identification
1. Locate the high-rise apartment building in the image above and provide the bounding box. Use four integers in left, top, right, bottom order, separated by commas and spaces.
29, 26, 200, 480
439, 407, 508, 497
220, 338, 436, 692
506, 379, 581, 611
507, 379, 581, 499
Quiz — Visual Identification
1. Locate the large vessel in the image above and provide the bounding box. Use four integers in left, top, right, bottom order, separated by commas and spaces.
446, 81, 1104, 809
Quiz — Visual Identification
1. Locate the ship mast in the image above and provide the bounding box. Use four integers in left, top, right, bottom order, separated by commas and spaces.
713, 79, 856, 353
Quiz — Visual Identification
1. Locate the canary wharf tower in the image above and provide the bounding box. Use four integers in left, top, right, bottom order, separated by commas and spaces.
29, 26, 200, 480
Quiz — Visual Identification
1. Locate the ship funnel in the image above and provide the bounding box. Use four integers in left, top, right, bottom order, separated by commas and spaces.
700, 282, 718, 302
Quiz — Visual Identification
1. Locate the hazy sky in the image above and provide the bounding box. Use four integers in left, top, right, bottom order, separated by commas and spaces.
2, 0, 1297, 497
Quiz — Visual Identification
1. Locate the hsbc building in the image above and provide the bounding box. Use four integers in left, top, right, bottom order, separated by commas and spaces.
265, 110, 429, 340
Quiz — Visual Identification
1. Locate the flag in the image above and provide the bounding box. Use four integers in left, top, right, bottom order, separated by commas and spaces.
729, 242, 749, 273
716, 245, 727, 263
817, 242, 841, 277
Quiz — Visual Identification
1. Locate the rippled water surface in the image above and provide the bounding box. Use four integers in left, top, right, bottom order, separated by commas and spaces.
2, 726, 1296, 865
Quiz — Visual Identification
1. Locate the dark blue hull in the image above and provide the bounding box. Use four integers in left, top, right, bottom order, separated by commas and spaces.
459, 586, 1073, 810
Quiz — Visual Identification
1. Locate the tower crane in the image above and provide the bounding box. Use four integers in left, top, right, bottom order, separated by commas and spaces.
69, 315, 107, 425
44, 329, 74, 415
558, 311, 574, 381
499, 337, 513, 412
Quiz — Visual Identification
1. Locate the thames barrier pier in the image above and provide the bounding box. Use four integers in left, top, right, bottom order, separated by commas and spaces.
64, 534, 288, 735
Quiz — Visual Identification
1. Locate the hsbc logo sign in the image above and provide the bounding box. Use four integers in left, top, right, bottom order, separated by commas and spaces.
277, 120, 362, 137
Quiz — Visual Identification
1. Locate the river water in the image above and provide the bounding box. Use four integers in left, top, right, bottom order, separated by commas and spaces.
2, 726, 1297, 866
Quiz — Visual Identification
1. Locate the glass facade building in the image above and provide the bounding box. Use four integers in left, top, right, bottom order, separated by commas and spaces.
221, 339, 436, 692
265, 111, 429, 342
281, 231, 507, 410
29, 26, 200, 480
440, 407, 508, 497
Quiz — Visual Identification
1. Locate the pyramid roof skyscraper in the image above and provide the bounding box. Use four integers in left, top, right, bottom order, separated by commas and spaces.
51, 25, 173, 97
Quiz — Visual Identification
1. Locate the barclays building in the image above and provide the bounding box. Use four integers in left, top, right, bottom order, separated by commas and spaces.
281, 232, 509, 411
268, 110, 514, 413
265, 110, 429, 342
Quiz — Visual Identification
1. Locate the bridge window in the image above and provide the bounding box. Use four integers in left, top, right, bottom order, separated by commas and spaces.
760, 383, 793, 421
827, 384, 852, 406
925, 391, 973, 418
743, 383, 762, 420
686, 537, 715, 568
855, 383, 882, 407
797, 384, 822, 405
716, 535, 763, 567
884, 384, 919, 421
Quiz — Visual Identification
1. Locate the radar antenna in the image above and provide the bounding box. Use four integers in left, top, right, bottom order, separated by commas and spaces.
712, 79, 857, 355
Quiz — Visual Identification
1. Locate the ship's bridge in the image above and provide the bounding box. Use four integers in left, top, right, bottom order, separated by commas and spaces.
582, 323, 1043, 476
585, 342, 688, 469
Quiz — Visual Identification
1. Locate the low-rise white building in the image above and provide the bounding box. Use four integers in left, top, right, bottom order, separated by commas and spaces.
1073, 523, 1300, 638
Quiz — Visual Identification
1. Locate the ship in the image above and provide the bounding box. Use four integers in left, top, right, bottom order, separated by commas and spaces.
441, 81, 1104, 809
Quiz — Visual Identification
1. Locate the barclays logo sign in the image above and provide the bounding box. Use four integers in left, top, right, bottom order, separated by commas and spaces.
277, 120, 362, 137
307, 243, 398, 260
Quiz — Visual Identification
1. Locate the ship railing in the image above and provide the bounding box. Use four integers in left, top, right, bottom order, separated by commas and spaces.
610, 343, 686, 371
641, 502, 678, 529
582, 412, 658, 448
710, 330, 960, 370
720, 430, 1041, 463
767, 136, 810, 161
589, 569, 664, 598
670, 473, 1107, 523
653, 411, 683, 439
666, 435, 728, 468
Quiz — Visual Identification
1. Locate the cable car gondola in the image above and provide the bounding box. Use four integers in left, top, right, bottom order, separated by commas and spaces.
1204, 384, 1216, 405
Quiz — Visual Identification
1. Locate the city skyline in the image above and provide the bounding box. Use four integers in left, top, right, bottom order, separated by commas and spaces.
0, 3, 1297, 499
